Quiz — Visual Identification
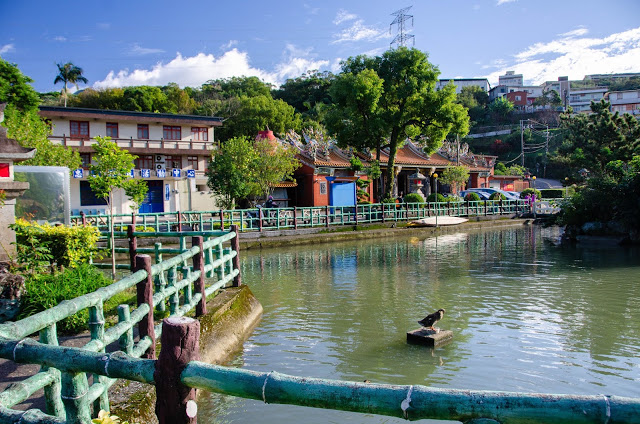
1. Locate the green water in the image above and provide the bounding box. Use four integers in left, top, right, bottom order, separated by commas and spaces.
200, 225, 640, 423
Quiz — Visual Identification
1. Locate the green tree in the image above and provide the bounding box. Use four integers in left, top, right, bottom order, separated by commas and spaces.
3, 105, 81, 169
54, 62, 88, 107
252, 138, 299, 200
533, 89, 562, 107
555, 99, 640, 176
457, 85, 489, 127
89, 137, 143, 279
218, 95, 301, 140
70, 87, 125, 110
1, 60, 80, 169
488, 97, 514, 122
206, 137, 257, 209
326, 48, 469, 200
122, 86, 170, 112
439, 166, 470, 193
0, 59, 41, 112
273, 70, 334, 117
162, 82, 196, 114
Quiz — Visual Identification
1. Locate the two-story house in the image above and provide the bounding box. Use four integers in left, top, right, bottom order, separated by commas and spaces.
39, 106, 223, 215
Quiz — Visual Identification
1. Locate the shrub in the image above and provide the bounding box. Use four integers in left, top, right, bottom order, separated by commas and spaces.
11, 219, 101, 270
464, 192, 481, 202
403, 193, 423, 203
444, 195, 463, 203
426, 193, 445, 202
381, 198, 397, 204
489, 192, 507, 200
19, 264, 111, 334
520, 188, 541, 199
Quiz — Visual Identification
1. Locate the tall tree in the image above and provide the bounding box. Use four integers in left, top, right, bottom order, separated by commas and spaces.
0, 59, 41, 112
326, 48, 469, 200
555, 99, 640, 176
439, 166, 470, 193
89, 137, 145, 279
54, 62, 88, 107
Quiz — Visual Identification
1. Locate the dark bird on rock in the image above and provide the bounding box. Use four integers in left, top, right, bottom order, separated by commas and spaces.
418, 309, 445, 331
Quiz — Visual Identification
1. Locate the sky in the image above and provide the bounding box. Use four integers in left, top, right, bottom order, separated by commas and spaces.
1, 0, 639, 94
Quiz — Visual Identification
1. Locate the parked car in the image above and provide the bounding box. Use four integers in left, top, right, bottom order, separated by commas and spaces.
460, 190, 491, 200
467, 188, 520, 201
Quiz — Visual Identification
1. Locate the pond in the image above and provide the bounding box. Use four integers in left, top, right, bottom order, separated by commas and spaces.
199, 225, 640, 423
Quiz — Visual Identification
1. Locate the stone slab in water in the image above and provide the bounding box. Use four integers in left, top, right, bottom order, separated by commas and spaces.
407, 328, 453, 347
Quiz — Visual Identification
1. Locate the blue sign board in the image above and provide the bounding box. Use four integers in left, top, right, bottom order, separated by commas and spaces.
129, 170, 135, 178
140, 169, 151, 178
156, 169, 166, 178
72, 169, 84, 179
165, 184, 170, 201
172, 168, 181, 178
186, 169, 196, 178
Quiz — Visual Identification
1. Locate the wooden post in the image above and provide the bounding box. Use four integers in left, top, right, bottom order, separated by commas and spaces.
230, 225, 242, 287
177, 211, 183, 232
325, 205, 330, 228
354, 205, 359, 225
134, 254, 156, 359
258, 208, 263, 232
381, 204, 385, 223
155, 317, 200, 424
131, 212, 137, 227
219, 210, 224, 230
484, 200, 488, 216
80, 211, 86, 226
192, 236, 207, 317
128, 225, 137, 271
293, 206, 298, 230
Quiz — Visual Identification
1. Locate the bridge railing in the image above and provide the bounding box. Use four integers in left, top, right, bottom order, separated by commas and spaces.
73, 199, 540, 234
0, 227, 242, 423
1, 317, 638, 424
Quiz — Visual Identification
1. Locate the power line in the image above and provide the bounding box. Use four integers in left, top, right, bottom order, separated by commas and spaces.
390, 6, 415, 49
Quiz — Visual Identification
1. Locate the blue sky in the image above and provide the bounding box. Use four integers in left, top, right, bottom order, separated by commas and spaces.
1, 0, 639, 93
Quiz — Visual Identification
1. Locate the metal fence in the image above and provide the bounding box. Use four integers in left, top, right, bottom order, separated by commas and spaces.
72, 199, 554, 234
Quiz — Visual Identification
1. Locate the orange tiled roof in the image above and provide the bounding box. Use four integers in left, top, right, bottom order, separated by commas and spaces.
378, 144, 454, 167
296, 149, 352, 168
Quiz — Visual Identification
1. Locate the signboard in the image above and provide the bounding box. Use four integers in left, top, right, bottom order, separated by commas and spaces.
140, 169, 151, 178
156, 169, 166, 178
73, 169, 84, 179
165, 184, 170, 201
129, 170, 135, 178
186, 169, 196, 178
171, 168, 181, 178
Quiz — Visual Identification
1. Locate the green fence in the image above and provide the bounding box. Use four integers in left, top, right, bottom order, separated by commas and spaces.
72, 199, 541, 233
0, 227, 241, 423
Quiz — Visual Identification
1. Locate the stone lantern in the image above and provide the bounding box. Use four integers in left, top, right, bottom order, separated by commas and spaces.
408, 169, 427, 200
0, 104, 36, 261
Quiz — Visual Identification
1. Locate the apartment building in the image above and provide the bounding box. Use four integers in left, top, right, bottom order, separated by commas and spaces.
39, 106, 223, 215
608, 89, 640, 116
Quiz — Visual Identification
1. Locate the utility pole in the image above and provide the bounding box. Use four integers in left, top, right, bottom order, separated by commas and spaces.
456, 134, 460, 166
544, 125, 549, 178
520, 120, 525, 167
390, 6, 415, 49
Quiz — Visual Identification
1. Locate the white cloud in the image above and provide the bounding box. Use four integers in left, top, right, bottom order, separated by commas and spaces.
0, 44, 15, 54
558, 27, 588, 38
332, 20, 388, 44
482, 26, 640, 85
93, 47, 334, 89
128, 43, 165, 56
53, 36, 67, 42
496, 0, 517, 5
333, 9, 357, 25
221, 40, 238, 50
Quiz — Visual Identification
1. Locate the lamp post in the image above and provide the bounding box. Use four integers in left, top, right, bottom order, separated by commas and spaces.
433, 173, 438, 228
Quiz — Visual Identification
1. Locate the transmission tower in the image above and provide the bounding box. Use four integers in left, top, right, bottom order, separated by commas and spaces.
390, 6, 415, 49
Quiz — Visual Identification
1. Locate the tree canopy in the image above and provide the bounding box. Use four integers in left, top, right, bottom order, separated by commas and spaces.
54, 62, 88, 107
555, 99, 640, 176
326, 47, 469, 200
0, 59, 41, 112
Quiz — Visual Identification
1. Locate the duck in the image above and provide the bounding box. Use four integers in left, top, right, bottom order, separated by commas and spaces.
418, 309, 445, 331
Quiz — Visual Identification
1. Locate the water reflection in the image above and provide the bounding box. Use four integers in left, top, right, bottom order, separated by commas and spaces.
203, 226, 640, 423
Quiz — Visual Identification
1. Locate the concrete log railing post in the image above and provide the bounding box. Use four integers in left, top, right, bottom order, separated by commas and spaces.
89, 301, 109, 413
61, 371, 91, 424
230, 225, 242, 287
117, 305, 134, 355
39, 323, 64, 417
191, 236, 207, 317
154, 242, 166, 312
127, 225, 137, 271
155, 317, 200, 424
134, 254, 156, 359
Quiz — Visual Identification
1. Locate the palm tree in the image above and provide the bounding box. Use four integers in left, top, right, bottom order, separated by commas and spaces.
54, 62, 88, 107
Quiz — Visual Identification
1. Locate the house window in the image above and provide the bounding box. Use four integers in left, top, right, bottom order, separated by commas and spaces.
80, 153, 91, 169
70, 121, 89, 139
106, 122, 118, 139
515, 95, 521, 101
191, 127, 208, 141
80, 181, 108, 206
135, 154, 154, 169
187, 156, 199, 170
165, 155, 181, 169
163, 126, 181, 140
617, 93, 623, 100
137, 124, 149, 139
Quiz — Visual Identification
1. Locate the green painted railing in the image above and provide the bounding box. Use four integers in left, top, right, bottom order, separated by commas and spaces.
0, 227, 241, 424
72, 199, 552, 234
1, 323, 638, 424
